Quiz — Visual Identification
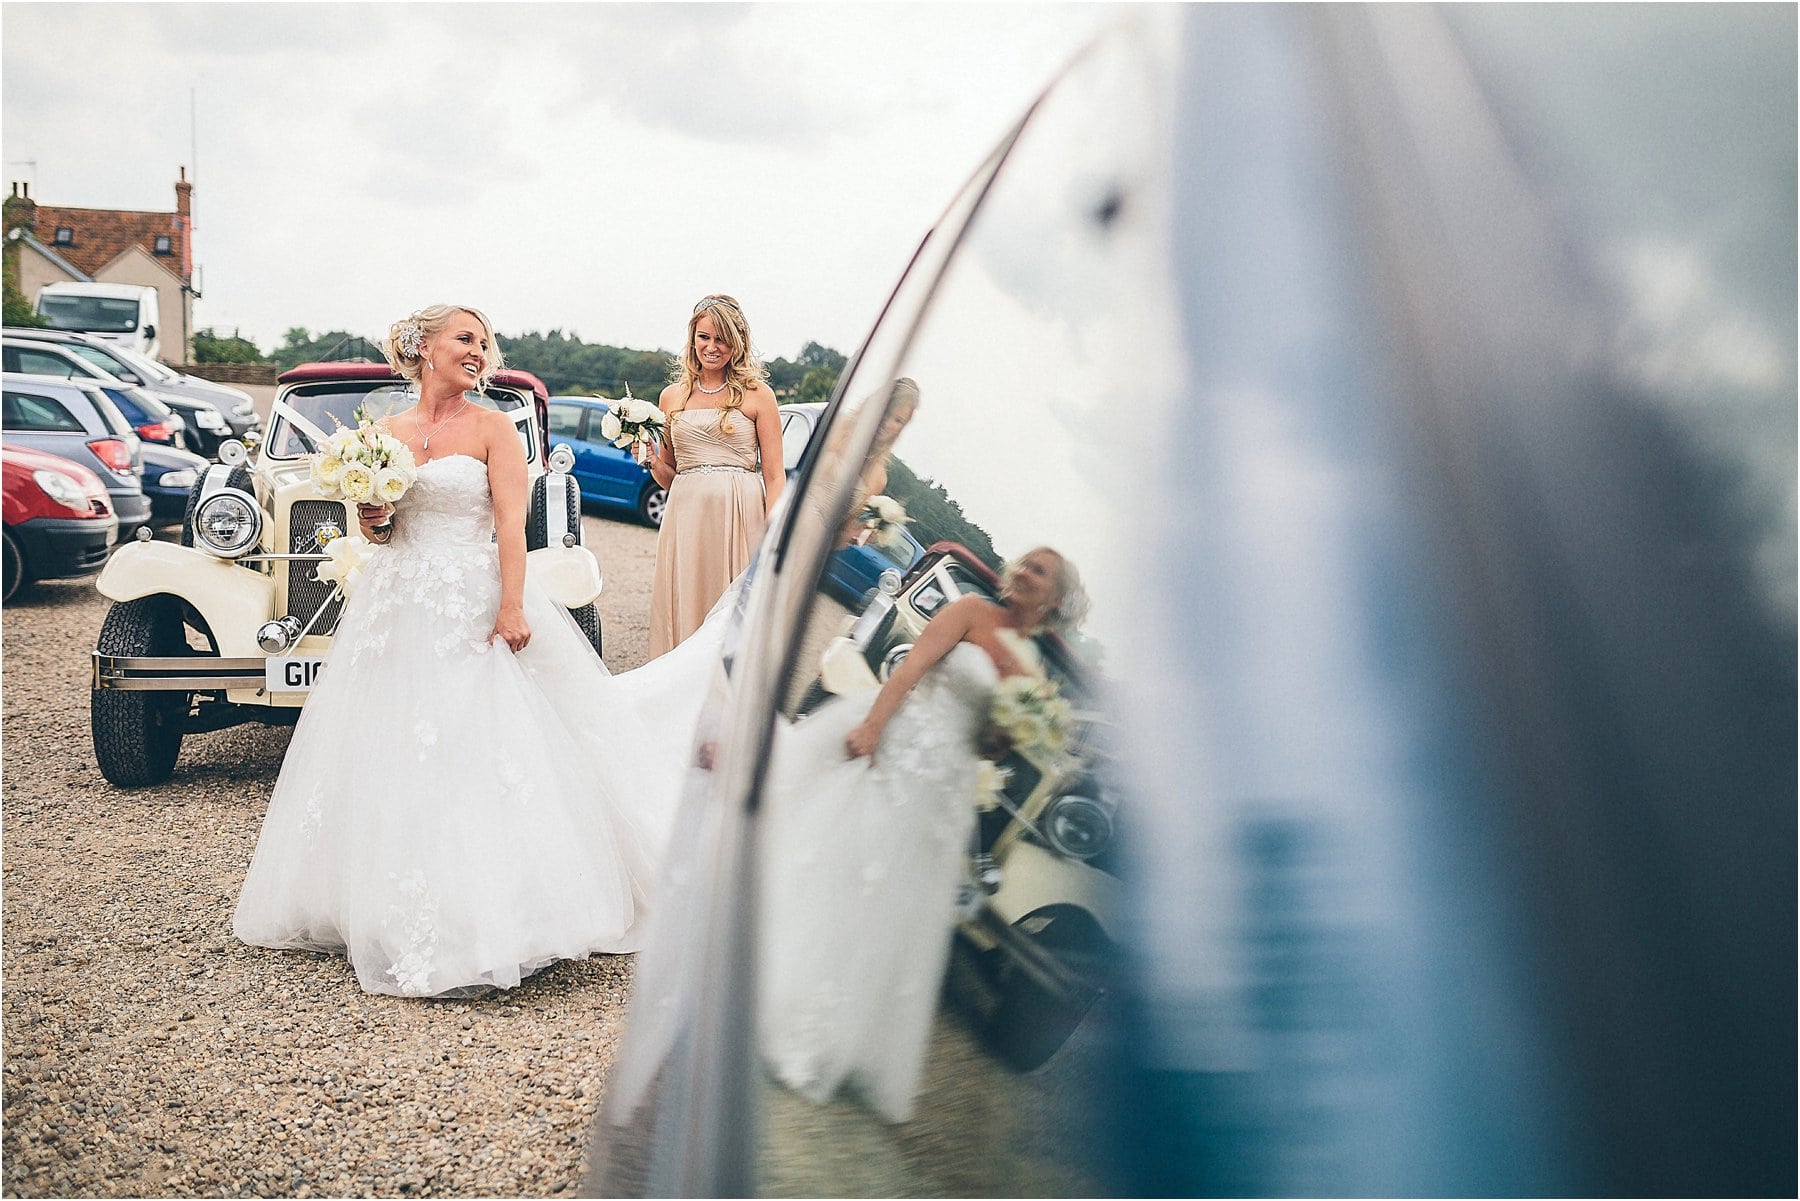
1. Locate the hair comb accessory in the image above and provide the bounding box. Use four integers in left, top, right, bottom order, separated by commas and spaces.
396, 321, 426, 359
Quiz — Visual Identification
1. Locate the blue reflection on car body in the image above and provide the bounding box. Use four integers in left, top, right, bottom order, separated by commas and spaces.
822, 526, 925, 608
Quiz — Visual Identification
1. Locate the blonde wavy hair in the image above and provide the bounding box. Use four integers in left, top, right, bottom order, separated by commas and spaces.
1000, 546, 1090, 635
668, 294, 767, 435
380, 304, 505, 388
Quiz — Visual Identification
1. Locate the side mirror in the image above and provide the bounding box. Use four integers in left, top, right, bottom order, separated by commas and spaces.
142, 324, 156, 340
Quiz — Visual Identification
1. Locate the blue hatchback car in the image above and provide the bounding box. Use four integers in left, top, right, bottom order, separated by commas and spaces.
546, 396, 667, 527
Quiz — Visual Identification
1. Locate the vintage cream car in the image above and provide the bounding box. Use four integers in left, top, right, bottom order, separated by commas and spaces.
812, 539, 1123, 1070
89, 363, 602, 787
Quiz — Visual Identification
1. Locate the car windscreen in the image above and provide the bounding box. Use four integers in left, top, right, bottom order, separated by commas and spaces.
63, 343, 139, 380
37, 295, 140, 334
265, 382, 528, 458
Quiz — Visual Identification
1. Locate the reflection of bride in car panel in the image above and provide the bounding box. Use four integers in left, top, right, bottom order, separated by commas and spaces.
757, 546, 1088, 1122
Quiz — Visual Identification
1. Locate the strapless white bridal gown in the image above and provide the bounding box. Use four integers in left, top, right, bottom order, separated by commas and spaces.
233, 453, 707, 997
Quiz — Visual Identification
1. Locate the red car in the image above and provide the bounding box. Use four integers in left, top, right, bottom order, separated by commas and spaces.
3, 444, 118, 602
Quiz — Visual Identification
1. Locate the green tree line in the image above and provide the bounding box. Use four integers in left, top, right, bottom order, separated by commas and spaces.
200, 326, 849, 407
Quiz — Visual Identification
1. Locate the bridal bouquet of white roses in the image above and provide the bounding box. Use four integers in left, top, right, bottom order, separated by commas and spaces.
859, 494, 913, 550
985, 674, 1078, 778
310, 407, 417, 506
598, 385, 666, 454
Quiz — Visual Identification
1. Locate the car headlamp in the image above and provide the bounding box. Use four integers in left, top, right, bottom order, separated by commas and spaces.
159, 469, 199, 492
32, 469, 91, 513
548, 443, 576, 474
1042, 794, 1112, 860
195, 491, 262, 557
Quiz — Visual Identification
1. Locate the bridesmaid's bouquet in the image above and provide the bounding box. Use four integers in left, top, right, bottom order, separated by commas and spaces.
859, 494, 913, 550
310, 406, 417, 505
598, 385, 666, 454
985, 675, 1077, 776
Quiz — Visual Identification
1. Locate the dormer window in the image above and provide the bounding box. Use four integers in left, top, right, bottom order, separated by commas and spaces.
153, 235, 171, 255
53, 227, 72, 245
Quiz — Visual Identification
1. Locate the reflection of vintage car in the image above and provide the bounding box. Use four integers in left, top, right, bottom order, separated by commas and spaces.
815, 540, 1121, 1070
88, 363, 603, 787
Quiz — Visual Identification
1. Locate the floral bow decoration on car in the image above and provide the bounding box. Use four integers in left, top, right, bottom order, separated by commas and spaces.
859, 494, 913, 549
598, 385, 667, 453
311, 405, 418, 506
311, 529, 374, 599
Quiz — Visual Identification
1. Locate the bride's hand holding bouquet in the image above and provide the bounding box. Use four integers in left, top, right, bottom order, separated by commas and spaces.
310, 405, 417, 543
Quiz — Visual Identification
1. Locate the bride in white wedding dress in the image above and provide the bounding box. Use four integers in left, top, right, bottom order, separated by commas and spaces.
756, 546, 1086, 1122
233, 305, 713, 997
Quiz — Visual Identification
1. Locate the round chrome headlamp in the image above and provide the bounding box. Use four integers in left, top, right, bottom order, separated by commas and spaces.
195, 491, 262, 557
876, 567, 903, 597
256, 616, 303, 654
218, 439, 250, 467
548, 443, 576, 474
1042, 794, 1113, 860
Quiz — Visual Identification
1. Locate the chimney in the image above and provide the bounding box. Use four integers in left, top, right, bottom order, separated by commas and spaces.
175, 166, 192, 219
3, 180, 36, 235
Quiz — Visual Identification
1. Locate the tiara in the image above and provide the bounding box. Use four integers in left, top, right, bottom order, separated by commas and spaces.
693, 295, 742, 316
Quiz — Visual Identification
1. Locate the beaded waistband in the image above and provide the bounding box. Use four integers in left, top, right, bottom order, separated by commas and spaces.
678, 463, 753, 475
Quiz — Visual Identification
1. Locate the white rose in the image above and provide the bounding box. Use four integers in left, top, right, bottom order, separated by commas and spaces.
341, 463, 375, 503
325, 428, 356, 455
599, 412, 623, 443
374, 467, 409, 504
311, 454, 345, 496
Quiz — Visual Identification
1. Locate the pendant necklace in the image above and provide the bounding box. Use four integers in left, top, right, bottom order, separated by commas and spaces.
420, 398, 470, 452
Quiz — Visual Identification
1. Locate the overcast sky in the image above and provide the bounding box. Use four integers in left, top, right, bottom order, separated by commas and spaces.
3, 1, 1111, 360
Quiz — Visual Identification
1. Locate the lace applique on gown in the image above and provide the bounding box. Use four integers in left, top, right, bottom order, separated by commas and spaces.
232, 454, 697, 997
755, 641, 1000, 1122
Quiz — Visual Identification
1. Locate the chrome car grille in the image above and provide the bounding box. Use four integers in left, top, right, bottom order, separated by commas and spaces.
286, 500, 348, 635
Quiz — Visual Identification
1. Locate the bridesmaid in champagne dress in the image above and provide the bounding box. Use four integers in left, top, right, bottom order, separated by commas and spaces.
645, 295, 785, 657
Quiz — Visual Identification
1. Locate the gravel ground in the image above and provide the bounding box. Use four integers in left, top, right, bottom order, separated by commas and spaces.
2, 513, 660, 1198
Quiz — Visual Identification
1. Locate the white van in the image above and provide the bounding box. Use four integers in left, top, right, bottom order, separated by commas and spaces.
35, 282, 162, 361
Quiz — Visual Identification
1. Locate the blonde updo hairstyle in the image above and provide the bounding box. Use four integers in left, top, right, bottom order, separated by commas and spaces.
668, 294, 767, 435
1000, 546, 1091, 635
381, 304, 505, 388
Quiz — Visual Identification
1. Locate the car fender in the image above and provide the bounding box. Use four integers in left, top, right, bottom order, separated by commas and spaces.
95, 539, 276, 658
989, 840, 1124, 944
526, 544, 603, 609
820, 635, 880, 696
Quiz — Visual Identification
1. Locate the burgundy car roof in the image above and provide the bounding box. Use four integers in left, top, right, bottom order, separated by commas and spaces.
276, 362, 549, 401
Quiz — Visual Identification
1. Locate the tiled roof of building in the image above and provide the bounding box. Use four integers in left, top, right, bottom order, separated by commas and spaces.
30, 204, 189, 283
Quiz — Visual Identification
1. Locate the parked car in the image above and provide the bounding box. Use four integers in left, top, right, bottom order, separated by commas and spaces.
547, 394, 667, 526
138, 441, 207, 527
2, 443, 118, 602
1, 372, 152, 537
88, 363, 601, 787
778, 401, 825, 474
2, 326, 261, 441
819, 522, 925, 608
1, 338, 189, 451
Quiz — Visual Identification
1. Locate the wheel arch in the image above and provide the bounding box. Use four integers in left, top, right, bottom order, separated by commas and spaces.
96, 540, 275, 659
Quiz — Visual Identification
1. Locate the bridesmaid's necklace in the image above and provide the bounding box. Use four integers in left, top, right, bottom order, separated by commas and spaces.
419, 398, 470, 451
695, 377, 727, 395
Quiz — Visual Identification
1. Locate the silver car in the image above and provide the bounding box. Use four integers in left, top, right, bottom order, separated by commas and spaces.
1, 371, 152, 535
